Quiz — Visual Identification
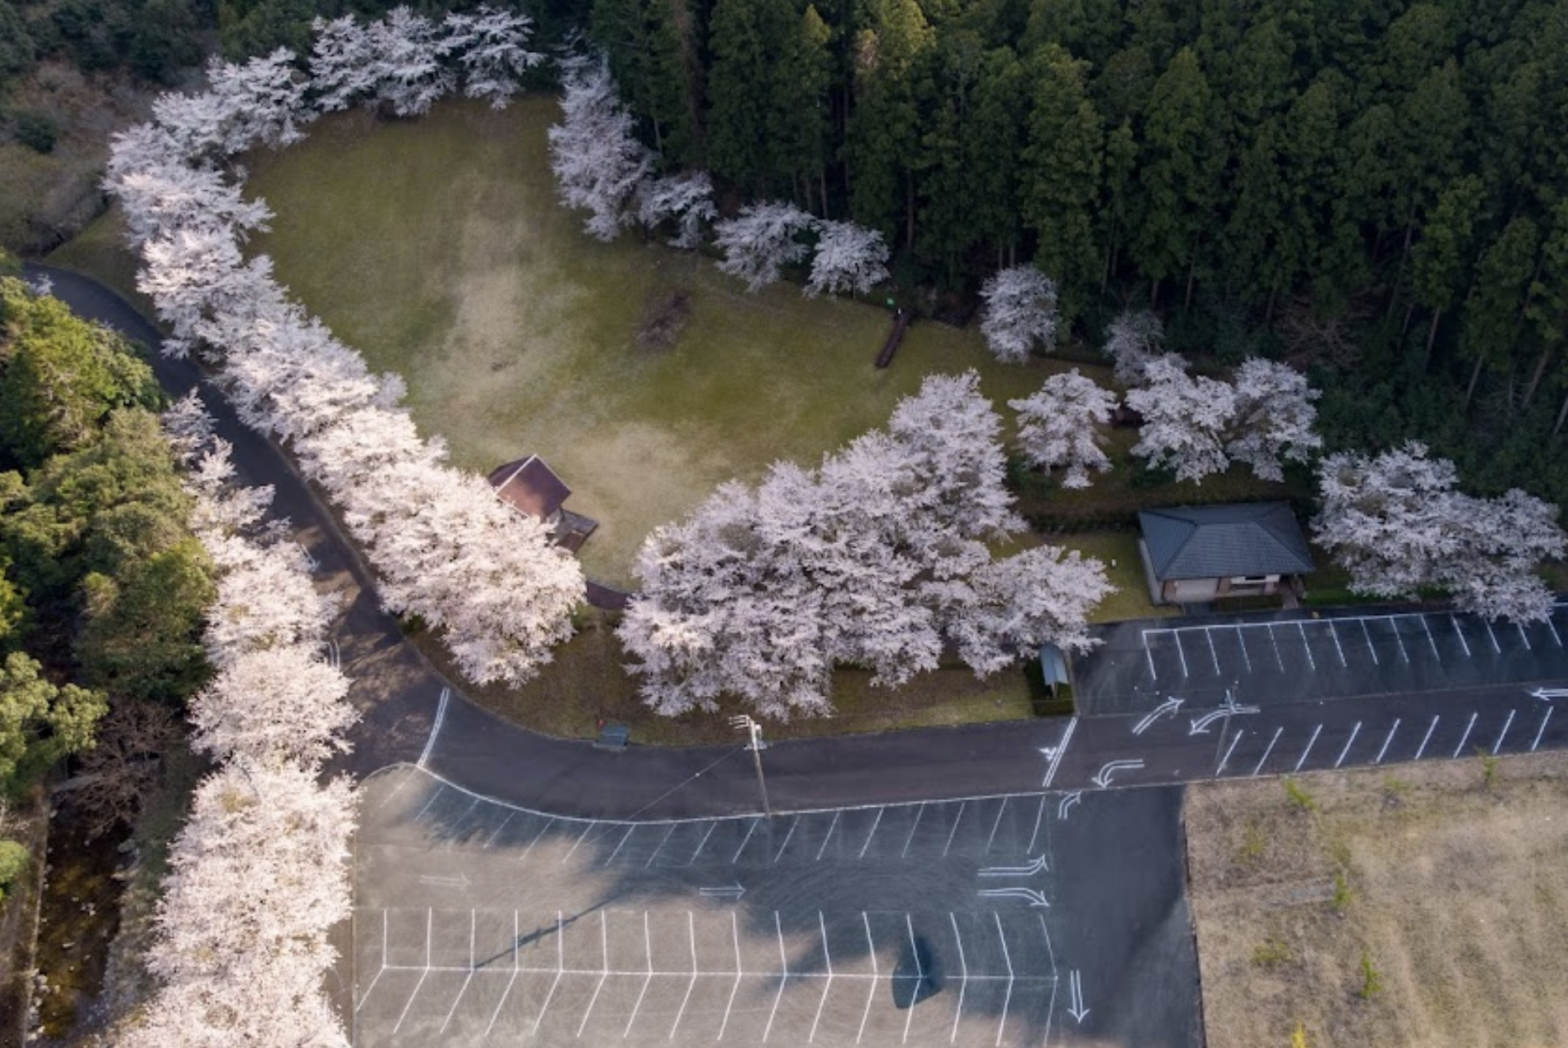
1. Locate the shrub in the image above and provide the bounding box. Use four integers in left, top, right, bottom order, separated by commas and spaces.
1252, 936, 1291, 967
0, 837, 27, 900
1476, 747, 1500, 790
15, 112, 58, 154
1331, 869, 1353, 911
1283, 776, 1317, 812
1358, 950, 1382, 999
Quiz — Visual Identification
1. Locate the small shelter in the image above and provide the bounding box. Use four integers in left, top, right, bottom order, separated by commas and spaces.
1138, 502, 1314, 606
1037, 643, 1070, 697
487, 455, 597, 551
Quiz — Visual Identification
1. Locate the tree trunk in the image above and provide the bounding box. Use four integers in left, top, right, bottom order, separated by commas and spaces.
1523, 346, 1553, 408
1150, 276, 1161, 310
1265, 287, 1278, 324
819, 170, 829, 220
1386, 218, 1417, 320
1423, 307, 1442, 365
1464, 350, 1486, 409
1400, 301, 1417, 340
1102, 231, 1116, 294
1554, 388, 1568, 438
905, 174, 916, 252
1184, 246, 1199, 312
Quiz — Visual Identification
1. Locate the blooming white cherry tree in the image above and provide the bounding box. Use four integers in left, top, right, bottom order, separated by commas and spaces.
1126, 356, 1238, 482
979, 265, 1059, 362
440, 4, 541, 108
1226, 357, 1322, 481
713, 200, 815, 291
309, 15, 379, 112
806, 220, 890, 297
548, 55, 652, 241
636, 170, 716, 249
948, 546, 1114, 676
1009, 369, 1117, 488
1313, 442, 1566, 621
1103, 308, 1165, 387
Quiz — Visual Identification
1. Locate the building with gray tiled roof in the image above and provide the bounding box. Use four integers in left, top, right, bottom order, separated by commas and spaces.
1137, 502, 1314, 606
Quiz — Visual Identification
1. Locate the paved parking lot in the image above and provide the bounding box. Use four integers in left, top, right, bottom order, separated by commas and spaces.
353, 767, 1197, 1048
1075, 601, 1568, 714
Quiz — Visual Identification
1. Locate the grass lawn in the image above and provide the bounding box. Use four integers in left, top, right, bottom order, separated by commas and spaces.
1187, 755, 1568, 1048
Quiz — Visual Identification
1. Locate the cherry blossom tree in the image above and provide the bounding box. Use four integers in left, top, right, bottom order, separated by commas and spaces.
372, 7, 454, 117
806, 220, 890, 297
548, 56, 652, 241
1126, 356, 1237, 483
636, 170, 716, 249
948, 546, 1114, 676
1313, 442, 1566, 620
1226, 357, 1322, 481
309, 15, 379, 112
1008, 369, 1117, 488
979, 265, 1059, 362
441, 4, 541, 109
713, 200, 815, 291
1103, 308, 1165, 387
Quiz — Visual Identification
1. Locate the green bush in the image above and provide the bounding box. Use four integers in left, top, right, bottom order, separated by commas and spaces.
0, 837, 27, 899
1358, 950, 1382, 999
1283, 776, 1317, 812
14, 111, 58, 154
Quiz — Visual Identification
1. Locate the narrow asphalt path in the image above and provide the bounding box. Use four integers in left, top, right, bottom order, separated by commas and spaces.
27, 263, 1568, 824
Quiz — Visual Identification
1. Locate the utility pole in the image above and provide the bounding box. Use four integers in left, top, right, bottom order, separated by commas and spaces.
731, 715, 771, 817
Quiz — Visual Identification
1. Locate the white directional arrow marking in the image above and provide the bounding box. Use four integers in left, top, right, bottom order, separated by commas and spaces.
1067, 970, 1089, 1023
698, 884, 746, 901
978, 854, 1048, 878
418, 873, 470, 889
1189, 704, 1260, 735
1057, 791, 1082, 820
1091, 759, 1145, 788
1132, 696, 1185, 735
1529, 686, 1568, 702
976, 887, 1050, 907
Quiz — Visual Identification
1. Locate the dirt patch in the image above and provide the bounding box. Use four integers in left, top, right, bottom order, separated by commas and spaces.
635, 289, 691, 352
1187, 755, 1568, 1048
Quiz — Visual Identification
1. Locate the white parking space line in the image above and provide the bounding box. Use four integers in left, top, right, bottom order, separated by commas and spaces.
1173, 632, 1190, 677
518, 817, 554, 864
1206, 629, 1221, 675
437, 910, 477, 1032
1420, 616, 1440, 660
949, 913, 968, 1044
670, 911, 699, 1040
985, 798, 1008, 854
766, 912, 790, 1043
1391, 620, 1410, 664
1297, 622, 1317, 671
857, 914, 877, 1045
1295, 725, 1323, 772
1028, 795, 1047, 853
859, 808, 884, 859
1449, 614, 1473, 657
732, 818, 761, 864
1545, 613, 1564, 648
645, 824, 675, 867
531, 913, 564, 1036
1144, 635, 1158, 680
623, 912, 653, 1038
413, 785, 445, 822
1253, 727, 1283, 777
903, 915, 923, 1044
1493, 709, 1516, 754
561, 821, 594, 864
1216, 731, 1244, 777
574, 911, 609, 1038
1268, 624, 1285, 671
687, 822, 718, 865
993, 912, 1014, 1048
1415, 716, 1440, 760
1518, 622, 1532, 651
817, 812, 841, 861
809, 912, 834, 1043
1484, 619, 1501, 654
482, 811, 513, 849
1327, 623, 1347, 667
1453, 712, 1479, 758
1038, 915, 1059, 1042
603, 825, 635, 867
1235, 625, 1253, 672
717, 912, 744, 1041
1335, 722, 1362, 768
943, 802, 967, 857
391, 909, 433, 1035
774, 817, 799, 863
1360, 620, 1380, 665
1533, 707, 1554, 751
1374, 719, 1401, 764
902, 804, 925, 859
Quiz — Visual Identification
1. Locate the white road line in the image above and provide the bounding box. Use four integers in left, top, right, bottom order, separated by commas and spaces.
718, 911, 743, 1041
1252, 727, 1283, 777
732, 818, 761, 864
1545, 614, 1564, 648
482, 811, 514, 849
1419, 616, 1439, 660
809, 912, 834, 1043
518, 817, 554, 864
766, 912, 789, 1043
1268, 623, 1285, 671
416, 686, 450, 769
1360, 620, 1380, 665
859, 808, 885, 859
943, 802, 967, 857
1484, 619, 1501, 655
1206, 628, 1221, 675
374, 766, 419, 810
1235, 624, 1253, 672
575, 912, 610, 1038
1374, 719, 1401, 764
857, 913, 877, 1045
1327, 622, 1347, 666
1453, 712, 1479, 758
1493, 709, 1517, 754
412, 784, 445, 822
1336, 722, 1362, 768
1216, 731, 1244, 777
817, 812, 842, 861
1039, 915, 1059, 1045
482, 912, 523, 1036
993, 912, 1014, 1048
1173, 631, 1190, 677
1533, 707, 1554, 752
1449, 614, 1472, 657
1391, 619, 1410, 664
1143, 632, 1158, 680
687, 822, 717, 865
1295, 725, 1323, 772
1041, 718, 1078, 789
1027, 795, 1047, 854
774, 816, 799, 863
438, 912, 478, 1032
1518, 622, 1532, 651
356, 965, 386, 1015
1297, 622, 1317, 671
604, 825, 636, 866
623, 912, 654, 1038
985, 798, 1008, 854
391, 908, 433, 1035
902, 804, 925, 859
531, 913, 565, 1036
949, 913, 968, 1044
562, 821, 595, 863
903, 915, 924, 1045
1415, 715, 1440, 760
645, 823, 676, 867
669, 911, 698, 1040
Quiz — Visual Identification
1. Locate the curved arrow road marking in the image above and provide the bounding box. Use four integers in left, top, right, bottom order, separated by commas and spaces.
1057, 791, 1082, 820
977, 887, 1050, 907
1132, 696, 1185, 735
1190, 704, 1260, 735
979, 855, 1048, 878
1091, 759, 1145, 789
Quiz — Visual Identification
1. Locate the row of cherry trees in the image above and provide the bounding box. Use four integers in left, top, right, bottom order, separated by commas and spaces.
119, 395, 357, 1048
619, 372, 1113, 719
105, 8, 587, 687
548, 58, 891, 300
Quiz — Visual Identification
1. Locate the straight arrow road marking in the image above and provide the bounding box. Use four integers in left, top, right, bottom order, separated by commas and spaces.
1529, 687, 1568, 701
418, 874, 470, 889
1066, 970, 1089, 1023
976, 887, 1049, 908
979, 855, 1048, 878
699, 884, 746, 901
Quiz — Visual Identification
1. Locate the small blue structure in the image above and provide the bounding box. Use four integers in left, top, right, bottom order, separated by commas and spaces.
1038, 643, 1070, 695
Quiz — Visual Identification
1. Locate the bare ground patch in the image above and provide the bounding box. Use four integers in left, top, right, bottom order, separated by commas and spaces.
1188, 754, 1568, 1048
